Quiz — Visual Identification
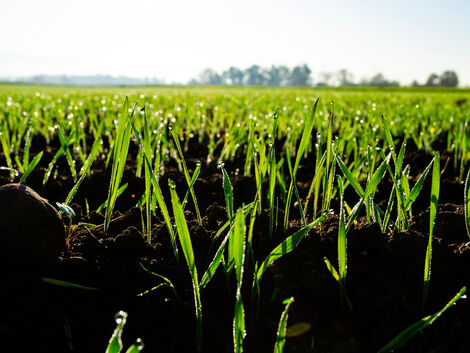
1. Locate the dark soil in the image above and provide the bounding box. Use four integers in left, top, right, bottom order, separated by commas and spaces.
0, 135, 469, 353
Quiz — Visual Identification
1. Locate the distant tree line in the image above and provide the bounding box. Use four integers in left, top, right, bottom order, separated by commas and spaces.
412, 71, 459, 87
189, 65, 401, 87
189, 64, 313, 86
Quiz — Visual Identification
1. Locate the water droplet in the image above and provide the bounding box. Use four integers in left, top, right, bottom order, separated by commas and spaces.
218, 161, 225, 169
168, 179, 176, 189
196, 160, 202, 167
168, 123, 174, 131
134, 338, 144, 351
115, 310, 128, 325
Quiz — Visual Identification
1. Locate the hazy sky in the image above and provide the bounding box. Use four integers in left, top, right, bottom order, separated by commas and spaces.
1, 0, 469, 85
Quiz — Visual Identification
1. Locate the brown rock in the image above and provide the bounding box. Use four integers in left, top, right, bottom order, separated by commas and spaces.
0, 183, 65, 267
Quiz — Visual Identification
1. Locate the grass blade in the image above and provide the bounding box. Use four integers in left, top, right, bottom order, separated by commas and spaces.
230, 209, 246, 285
335, 152, 364, 197
169, 179, 202, 352
106, 311, 128, 353
41, 277, 98, 291
104, 98, 134, 235
337, 179, 347, 287
220, 162, 234, 220
423, 153, 440, 307
273, 297, 294, 353
284, 98, 319, 230
379, 286, 466, 353
201, 203, 255, 290
323, 256, 353, 311
132, 120, 177, 256
257, 212, 327, 281
19, 151, 42, 184
170, 124, 203, 225
233, 209, 247, 353
404, 157, 433, 211
64, 136, 101, 205
124, 339, 144, 353
464, 168, 470, 239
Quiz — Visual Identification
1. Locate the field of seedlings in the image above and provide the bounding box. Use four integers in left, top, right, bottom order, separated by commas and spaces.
0, 85, 469, 353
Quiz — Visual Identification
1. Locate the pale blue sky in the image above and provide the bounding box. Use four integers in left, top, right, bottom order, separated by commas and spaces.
1, 0, 469, 85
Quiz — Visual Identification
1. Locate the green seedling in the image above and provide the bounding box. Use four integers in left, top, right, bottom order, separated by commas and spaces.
19, 151, 42, 184
104, 98, 135, 235
106, 311, 144, 353
423, 152, 440, 307
169, 179, 202, 353
464, 168, 470, 239
273, 297, 294, 353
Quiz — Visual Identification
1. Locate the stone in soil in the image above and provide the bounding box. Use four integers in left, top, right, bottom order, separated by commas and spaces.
0, 183, 65, 267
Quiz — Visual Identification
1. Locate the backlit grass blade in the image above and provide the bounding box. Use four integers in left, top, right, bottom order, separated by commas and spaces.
268, 143, 276, 237
335, 152, 364, 197
364, 153, 391, 197
104, 98, 134, 235
57, 128, 78, 182
201, 203, 255, 290
170, 124, 202, 225
19, 151, 42, 184
322, 159, 336, 217
273, 297, 294, 353
253, 151, 262, 215
396, 142, 406, 177
321, 103, 334, 213
337, 178, 347, 287
382, 185, 395, 232
284, 98, 319, 230
345, 153, 390, 233
284, 144, 307, 227
41, 277, 98, 291
381, 113, 395, 152
257, 212, 327, 281
220, 162, 234, 220
234, 292, 245, 353
323, 256, 353, 311
142, 107, 153, 242
138, 263, 177, 298
464, 168, 470, 239
64, 136, 101, 205
303, 151, 326, 216
182, 161, 202, 210
404, 157, 433, 211
169, 179, 202, 353
379, 286, 466, 353
200, 228, 231, 290
132, 120, 177, 256
423, 152, 440, 307
42, 133, 74, 187
232, 209, 246, 353
230, 209, 246, 284
106, 311, 127, 353
0, 127, 13, 179
124, 339, 144, 353
22, 125, 32, 172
